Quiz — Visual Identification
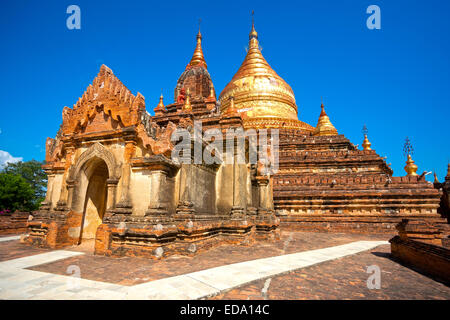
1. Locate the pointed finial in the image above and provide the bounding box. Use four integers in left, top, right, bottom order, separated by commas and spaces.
319, 101, 326, 116
197, 18, 202, 39
188, 22, 207, 69
249, 10, 258, 40
154, 91, 165, 114
403, 137, 414, 157
403, 137, 418, 176
362, 124, 368, 136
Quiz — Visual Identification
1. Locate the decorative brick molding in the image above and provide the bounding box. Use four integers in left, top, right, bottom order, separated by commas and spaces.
94, 215, 280, 259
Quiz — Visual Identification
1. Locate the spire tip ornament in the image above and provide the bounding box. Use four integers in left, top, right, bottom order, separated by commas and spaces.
250, 10, 258, 40
403, 137, 418, 176
154, 91, 165, 114
362, 125, 372, 150
188, 22, 207, 69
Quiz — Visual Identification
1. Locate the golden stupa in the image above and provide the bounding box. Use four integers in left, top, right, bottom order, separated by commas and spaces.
313, 104, 338, 136
219, 19, 313, 131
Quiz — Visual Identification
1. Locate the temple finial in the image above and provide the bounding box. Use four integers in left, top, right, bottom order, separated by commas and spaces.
403, 137, 418, 176
249, 10, 258, 40
188, 21, 207, 69
154, 90, 165, 114
403, 137, 414, 157
362, 125, 372, 150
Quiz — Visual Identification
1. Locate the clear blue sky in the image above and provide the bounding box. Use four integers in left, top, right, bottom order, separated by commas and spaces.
0, 0, 449, 180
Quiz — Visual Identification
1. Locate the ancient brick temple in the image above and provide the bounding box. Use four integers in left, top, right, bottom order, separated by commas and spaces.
24, 21, 448, 258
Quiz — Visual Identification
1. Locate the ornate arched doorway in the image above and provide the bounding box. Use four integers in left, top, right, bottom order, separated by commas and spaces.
67, 143, 120, 249
79, 158, 109, 243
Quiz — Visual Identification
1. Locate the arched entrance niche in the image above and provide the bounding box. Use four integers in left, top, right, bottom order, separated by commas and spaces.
79, 157, 109, 241
68, 143, 120, 244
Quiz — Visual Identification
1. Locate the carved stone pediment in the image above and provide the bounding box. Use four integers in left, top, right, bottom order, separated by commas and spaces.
69, 142, 121, 181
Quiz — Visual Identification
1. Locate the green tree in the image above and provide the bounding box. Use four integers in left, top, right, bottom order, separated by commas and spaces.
1, 160, 47, 210
0, 173, 34, 212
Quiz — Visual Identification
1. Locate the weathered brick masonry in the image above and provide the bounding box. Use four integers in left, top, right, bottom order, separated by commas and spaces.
0, 212, 29, 235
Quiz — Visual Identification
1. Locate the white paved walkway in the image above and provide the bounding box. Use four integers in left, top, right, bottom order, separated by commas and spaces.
0, 235, 21, 242
0, 240, 388, 300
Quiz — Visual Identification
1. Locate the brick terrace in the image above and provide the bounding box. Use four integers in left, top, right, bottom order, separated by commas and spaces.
1, 231, 449, 299
26, 232, 387, 286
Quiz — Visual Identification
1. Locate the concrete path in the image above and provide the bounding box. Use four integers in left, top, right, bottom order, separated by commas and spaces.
0, 235, 22, 243
0, 240, 388, 300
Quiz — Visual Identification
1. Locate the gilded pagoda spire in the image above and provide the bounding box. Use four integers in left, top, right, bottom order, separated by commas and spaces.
218, 12, 298, 122
188, 22, 207, 69
313, 103, 338, 136
175, 23, 214, 102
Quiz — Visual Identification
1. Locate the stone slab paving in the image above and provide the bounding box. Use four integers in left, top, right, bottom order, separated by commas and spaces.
28, 231, 389, 285
0, 235, 21, 243
0, 240, 387, 300
210, 244, 450, 300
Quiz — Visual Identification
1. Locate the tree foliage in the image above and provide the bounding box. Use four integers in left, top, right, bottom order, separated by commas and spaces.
0, 160, 46, 211
0, 173, 34, 212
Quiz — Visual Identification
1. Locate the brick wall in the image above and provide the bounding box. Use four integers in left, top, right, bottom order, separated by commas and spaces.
0, 211, 30, 235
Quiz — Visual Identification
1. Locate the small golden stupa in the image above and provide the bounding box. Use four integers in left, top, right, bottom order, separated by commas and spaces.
362, 135, 372, 150
313, 104, 338, 136
404, 154, 418, 176
362, 125, 372, 150
154, 93, 165, 114
403, 137, 418, 176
